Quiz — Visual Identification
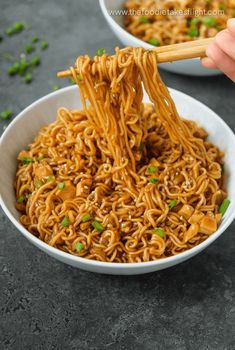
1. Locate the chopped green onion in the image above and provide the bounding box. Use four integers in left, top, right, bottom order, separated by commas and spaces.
0, 110, 13, 120
76, 75, 82, 82
188, 27, 199, 37
153, 228, 165, 238
8, 63, 20, 75
168, 199, 177, 209
25, 44, 35, 54
6, 28, 14, 36
18, 57, 29, 76
81, 213, 91, 222
219, 3, 225, 10
47, 175, 54, 181
17, 196, 25, 203
92, 220, 104, 232
30, 56, 40, 66
57, 182, 65, 189
69, 77, 75, 84
148, 166, 157, 174
221, 164, 225, 173
26, 193, 32, 199
96, 48, 106, 56
148, 38, 160, 46
21, 156, 33, 164
190, 18, 200, 26
41, 41, 49, 50
202, 16, 216, 28
61, 216, 70, 227
5, 22, 26, 36
37, 156, 44, 161
35, 180, 42, 189
149, 178, 159, 184
32, 36, 39, 43
75, 242, 84, 252
53, 85, 60, 91
139, 16, 150, 24
139, 142, 145, 152
219, 198, 230, 216
24, 73, 33, 84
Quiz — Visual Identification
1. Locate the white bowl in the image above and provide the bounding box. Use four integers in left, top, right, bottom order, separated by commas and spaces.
99, 0, 221, 76
0, 86, 235, 275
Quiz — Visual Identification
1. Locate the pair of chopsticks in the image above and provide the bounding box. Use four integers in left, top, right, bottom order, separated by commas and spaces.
57, 37, 214, 78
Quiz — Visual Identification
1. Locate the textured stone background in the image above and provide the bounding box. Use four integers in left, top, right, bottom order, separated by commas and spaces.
0, 1, 234, 349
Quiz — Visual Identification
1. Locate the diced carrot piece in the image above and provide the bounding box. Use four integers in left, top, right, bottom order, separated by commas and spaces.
34, 163, 53, 178
57, 181, 76, 201
188, 211, 205, 224
178, 204, 194, 220
199, 216, 217, 235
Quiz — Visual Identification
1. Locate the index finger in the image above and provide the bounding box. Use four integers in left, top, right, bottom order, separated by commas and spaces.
227, 18, 235, 37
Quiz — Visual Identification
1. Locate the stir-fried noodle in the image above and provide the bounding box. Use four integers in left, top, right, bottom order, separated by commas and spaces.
15, 47, 227, 262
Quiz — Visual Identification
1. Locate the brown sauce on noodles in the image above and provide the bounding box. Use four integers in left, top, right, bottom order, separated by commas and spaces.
15, 47, 226, 263
124, 0, 235, 45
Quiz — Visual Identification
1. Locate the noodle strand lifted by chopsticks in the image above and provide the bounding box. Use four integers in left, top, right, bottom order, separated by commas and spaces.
15, 47, 226, 263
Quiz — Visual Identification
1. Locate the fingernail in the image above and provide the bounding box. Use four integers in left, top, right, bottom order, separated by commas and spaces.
228, 18, 235, 26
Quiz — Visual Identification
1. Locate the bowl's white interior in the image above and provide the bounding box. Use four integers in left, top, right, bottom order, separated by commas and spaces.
0, 85, 234, 274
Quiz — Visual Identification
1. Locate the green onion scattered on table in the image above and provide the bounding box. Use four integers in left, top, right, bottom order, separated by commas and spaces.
41, 41, 49, 50
8, 63, 20, 75
5, 22, 26, 36
24, 73, 33, 83
30, 56, 41, 66
25, 44, 35, 54
32, 36, 39, 43
0, 110, 13, 120
53, 85, 60, 91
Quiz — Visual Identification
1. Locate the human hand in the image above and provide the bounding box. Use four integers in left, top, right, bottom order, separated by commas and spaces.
201, 18, 235, 82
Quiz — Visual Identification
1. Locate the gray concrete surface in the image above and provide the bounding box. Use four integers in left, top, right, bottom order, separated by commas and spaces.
0, 1, 234, 349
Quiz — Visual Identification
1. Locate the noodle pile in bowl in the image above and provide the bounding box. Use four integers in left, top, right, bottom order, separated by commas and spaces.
124, 0, 235, 45
15, 47, 229, 263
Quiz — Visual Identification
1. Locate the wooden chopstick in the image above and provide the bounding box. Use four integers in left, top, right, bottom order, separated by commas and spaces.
57, 37, 214, 78
153, 37, 214, 54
